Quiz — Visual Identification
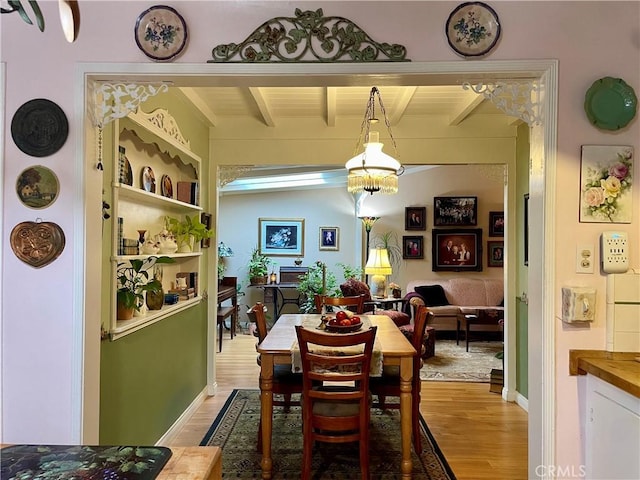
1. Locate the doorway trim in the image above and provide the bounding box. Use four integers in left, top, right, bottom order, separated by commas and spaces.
80, 60, 557, 474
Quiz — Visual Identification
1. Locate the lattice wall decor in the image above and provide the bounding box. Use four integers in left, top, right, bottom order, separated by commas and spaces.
208, 8, 410, 63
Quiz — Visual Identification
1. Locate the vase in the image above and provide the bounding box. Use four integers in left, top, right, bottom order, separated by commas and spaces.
146, 289, 164, 310
177, 234, 195, 253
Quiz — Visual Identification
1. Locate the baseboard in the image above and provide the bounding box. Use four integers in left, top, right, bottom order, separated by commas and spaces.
516, 392, 529, 412
156, 387, 209, 446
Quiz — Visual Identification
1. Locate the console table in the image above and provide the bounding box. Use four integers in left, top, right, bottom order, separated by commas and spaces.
262, 283, 304, 318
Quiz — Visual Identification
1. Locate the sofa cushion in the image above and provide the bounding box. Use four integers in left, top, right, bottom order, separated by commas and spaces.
340, 278, 372, 302
376, 309, 410, 327
414, 284, 450, 307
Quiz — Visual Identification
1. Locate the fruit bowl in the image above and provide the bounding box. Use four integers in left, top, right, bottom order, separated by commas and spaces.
325, 322, 363, 333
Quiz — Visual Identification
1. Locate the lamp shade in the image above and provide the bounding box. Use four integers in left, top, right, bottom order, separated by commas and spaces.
346, 132, 402, 195
218, 242, 234, 257
364, 247, 392, 275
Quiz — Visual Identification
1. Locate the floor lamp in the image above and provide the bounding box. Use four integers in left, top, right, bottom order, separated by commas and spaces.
359, 216, 379, 262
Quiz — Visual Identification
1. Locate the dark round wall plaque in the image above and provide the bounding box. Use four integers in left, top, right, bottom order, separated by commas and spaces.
11, 98, 69, 157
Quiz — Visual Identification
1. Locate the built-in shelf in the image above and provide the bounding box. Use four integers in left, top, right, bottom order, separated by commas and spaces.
113, 252, 202, 262
115, 183, 202, 212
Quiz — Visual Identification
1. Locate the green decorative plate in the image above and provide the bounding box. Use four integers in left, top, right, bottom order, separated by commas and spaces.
584, 77, 637, 130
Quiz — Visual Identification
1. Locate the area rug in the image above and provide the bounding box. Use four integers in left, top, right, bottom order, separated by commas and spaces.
201, 389, 456, 479
421, 339, 503, 383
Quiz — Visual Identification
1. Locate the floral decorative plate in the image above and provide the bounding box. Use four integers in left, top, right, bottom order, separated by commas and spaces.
141, 166, 156, 193
134, 5, 188, 62
161, 174, 173, 198
584, 77, 638, 131
445, 2, 501, 57
11, 98, 69, 157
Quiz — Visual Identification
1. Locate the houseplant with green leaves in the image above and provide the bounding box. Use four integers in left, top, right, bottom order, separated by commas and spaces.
116, 256, 174, 320
165, 214, 213, 252
248, 246, 272, 285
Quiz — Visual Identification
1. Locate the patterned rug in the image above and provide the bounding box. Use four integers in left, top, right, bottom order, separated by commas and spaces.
201, 389, 456, 479
421, 339, 503, 382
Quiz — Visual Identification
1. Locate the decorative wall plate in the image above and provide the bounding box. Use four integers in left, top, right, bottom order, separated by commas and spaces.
445, 2, 501, 57
161, 174, 173, 198
10, 220, 66, 268
134, 5, 188, 62
16, 165, 60, 209
11, 98, 69, 157
584, 77, 638, 130
141, 166, 156, 193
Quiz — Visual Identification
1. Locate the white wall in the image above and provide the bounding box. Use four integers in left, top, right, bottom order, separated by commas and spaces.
1, 0, 639, 473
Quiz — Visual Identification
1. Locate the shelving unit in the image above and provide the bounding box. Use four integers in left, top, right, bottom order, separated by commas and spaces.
109, 107, 204, 340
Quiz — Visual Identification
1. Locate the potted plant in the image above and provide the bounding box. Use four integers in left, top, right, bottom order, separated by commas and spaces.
165, 214, 213, 252
116, 256, 174, 320
248, 246, 272, 286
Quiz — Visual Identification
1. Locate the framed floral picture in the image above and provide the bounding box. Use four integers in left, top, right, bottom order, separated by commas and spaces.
319, 226, 339, 251
432, 228, 483, 271
580, 145, 633, 223
259, 218, 304, 256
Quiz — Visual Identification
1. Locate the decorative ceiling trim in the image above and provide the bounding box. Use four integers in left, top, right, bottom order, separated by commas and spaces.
88, 81, 170, 127
462, 80, 543, 126
218, 165, 255, 187
208, 8, 410, 63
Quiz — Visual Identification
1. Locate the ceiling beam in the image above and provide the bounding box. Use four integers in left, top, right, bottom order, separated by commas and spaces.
176, 87, 218, 126
389, 86, 417, 124
449, 94, 485, 126
326, 87, 337, 127
249, 87, 276, 127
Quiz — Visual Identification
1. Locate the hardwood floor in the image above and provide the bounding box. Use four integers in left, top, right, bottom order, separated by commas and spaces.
168, 328, 528, 479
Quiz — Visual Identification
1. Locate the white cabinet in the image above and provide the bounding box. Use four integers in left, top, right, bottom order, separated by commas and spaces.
109, 107, 204, 340
585, 374, 640, 479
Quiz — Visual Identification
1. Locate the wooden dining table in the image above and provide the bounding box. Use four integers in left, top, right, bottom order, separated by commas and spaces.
256, 313, 417, 479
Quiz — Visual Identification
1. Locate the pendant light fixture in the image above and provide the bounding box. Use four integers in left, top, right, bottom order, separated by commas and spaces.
345, 87, 404, 195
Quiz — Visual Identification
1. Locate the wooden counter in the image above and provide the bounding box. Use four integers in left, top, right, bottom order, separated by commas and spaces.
569, 349, 640, 398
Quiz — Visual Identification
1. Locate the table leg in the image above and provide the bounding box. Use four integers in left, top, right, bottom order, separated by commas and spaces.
260, 356, 274, 479
399, 356, 413, 479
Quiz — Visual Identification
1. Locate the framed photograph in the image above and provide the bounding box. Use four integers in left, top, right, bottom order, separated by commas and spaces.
405, 206, 426, 231
319, 226, 339, 251
200, 212, 212, 248
259, 218, 304, 256
487, 241, 504, 267
579, 145, 633, 223
432, 228, 483, 271
433, 196, 478, 226
402, 235, 424, 259
489, 211, 504, 237
524, 194, 529, 266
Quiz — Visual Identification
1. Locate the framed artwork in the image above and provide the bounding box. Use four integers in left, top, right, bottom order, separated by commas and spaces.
434, 196, 478, 226
16, 165, 59, 209
200, 212, 212, 248
432, 228, 483, 271
524, 194, 529, 266
405, 206, 426, 231
487, 241, 504, 267
489, 211, 504, 237
259, 218, 304, 256
402, 235, 424, 259
319, 226, 339, 251
579, 145, 633, 223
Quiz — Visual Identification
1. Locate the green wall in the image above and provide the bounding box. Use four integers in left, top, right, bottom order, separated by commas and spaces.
515, 123, 529, 398
99, 90, 211, 444
100, 304, 207, 444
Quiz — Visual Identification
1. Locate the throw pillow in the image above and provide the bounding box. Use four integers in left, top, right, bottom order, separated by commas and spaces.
340, 278, 372, 302
414, 284, 450, 307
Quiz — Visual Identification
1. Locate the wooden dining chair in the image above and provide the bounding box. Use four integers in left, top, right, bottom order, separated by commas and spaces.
248, 302, 302, 452
369, 305, 431, 453
314, 293, 365, 314
295, 324, 377, 480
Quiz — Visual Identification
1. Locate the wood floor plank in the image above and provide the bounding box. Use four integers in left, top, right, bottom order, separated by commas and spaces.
167, 329, 528, 479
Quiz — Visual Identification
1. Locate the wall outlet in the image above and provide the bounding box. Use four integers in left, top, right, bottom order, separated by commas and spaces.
601, 232, 629, 274
576, 244, 595, 274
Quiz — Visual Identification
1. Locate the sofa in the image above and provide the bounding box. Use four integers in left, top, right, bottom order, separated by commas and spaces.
404, 277, 504, 333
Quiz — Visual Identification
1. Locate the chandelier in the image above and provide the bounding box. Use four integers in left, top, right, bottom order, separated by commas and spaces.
345, 87, 404, 195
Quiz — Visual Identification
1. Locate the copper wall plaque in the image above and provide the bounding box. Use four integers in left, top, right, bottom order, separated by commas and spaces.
10, 220, 66, 268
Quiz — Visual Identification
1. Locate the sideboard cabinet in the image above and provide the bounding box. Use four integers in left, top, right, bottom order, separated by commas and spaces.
108, 107, 204, 340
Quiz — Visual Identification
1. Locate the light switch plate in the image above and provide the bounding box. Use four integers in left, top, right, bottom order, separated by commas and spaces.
576, 244, 595, 274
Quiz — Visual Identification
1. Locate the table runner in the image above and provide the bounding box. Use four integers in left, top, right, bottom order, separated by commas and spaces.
290, 316, 383, 376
